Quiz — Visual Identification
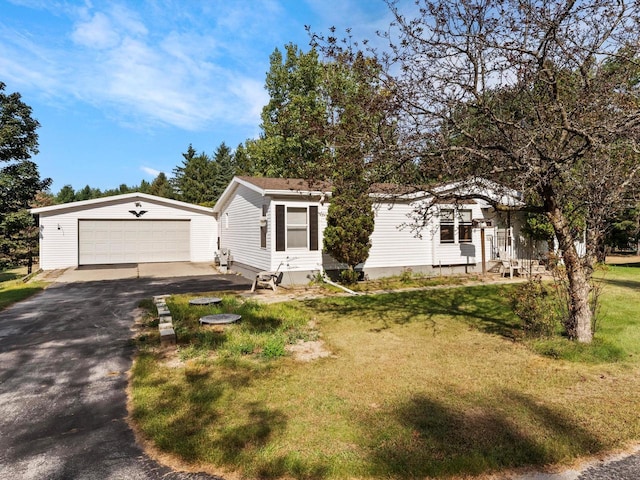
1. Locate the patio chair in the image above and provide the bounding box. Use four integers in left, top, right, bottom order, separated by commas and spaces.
500, 259, 520, 278
251, 269, 284, 292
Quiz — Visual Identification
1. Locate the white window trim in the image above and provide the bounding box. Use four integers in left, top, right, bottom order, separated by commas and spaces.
286, 206, 308, 249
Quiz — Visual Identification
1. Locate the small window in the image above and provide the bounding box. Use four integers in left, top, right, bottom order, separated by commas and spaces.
260, 205, 267, 249
458, 210, 473, 243
440, 209, 455, 243
287, 207, 308, 248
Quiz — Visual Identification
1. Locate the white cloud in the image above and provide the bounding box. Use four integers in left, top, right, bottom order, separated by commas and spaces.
141, 166, 161, 177
0, 0, 389, 135
71, 12, 119, 49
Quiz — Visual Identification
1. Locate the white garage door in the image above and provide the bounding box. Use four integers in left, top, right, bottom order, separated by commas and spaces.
79, 220, 190, 265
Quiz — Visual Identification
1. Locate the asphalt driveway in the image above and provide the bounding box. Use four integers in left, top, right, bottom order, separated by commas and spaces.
0, 269, 250, 479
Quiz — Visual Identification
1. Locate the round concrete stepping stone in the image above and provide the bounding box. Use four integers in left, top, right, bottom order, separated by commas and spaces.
199, 314, 241, 325
189, 297, 222, 306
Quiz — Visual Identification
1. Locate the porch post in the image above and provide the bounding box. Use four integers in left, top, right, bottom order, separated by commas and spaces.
480, 227, 486, 275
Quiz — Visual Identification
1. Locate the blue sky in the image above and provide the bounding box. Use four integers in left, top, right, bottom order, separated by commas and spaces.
0, 0, 393, 192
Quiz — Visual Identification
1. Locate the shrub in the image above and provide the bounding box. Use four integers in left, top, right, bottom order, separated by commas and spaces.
400, 268, 413, 283
511, 277, 563, 338
339, 268, 360, 285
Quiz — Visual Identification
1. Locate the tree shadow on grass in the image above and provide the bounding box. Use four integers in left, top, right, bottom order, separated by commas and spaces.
600, 277, 640, 291
364, 390, 601, 478
307, 285, 522, 340
136, 355, 328, 479
0, 270, 22, 282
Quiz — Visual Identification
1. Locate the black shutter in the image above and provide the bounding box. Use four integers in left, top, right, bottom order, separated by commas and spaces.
275, 205, 285, 251
309, 205, 318, 251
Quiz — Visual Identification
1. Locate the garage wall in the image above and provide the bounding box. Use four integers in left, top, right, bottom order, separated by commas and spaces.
37, 196, 217, 270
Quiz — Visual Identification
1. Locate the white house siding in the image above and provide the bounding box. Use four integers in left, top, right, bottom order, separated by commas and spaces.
432, 203, 487, 267
38, 214, 80, 270
36, 196, 216, 270
190, 215, 217, 262
216, 185, 328, 284
363, 200, 432, 278
218, 183, 271, 274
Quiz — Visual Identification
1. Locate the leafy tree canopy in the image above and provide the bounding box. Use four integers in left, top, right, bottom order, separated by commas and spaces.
0, 81, 50, 268
312, 0, 640, 342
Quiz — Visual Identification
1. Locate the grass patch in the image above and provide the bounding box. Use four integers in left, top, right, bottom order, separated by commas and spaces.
131, 267, 640, 479
0, 267, 47, 311
163, 294, 316, 361
350, 270, 477, 292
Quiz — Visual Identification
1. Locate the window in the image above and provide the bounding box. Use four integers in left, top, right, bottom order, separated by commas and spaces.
440, 209, 455, 243
260, 205, 267, 248
458, 210, 473, 243
287, 207, 308, 248
275, 205, 319, 252
440, 209, 473, 244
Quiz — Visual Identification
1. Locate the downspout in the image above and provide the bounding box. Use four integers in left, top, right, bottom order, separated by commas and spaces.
321, 269, 360, 295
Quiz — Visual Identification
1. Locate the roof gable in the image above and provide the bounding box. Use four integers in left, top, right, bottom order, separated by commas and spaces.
213, 176, 332, 214
30, 192, 214, 215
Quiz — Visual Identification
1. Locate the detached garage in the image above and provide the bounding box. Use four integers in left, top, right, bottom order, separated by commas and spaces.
31, 193, 217, 270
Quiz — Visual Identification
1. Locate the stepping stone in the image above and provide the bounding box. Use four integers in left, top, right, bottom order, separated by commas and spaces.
158, 321, 173, 330
160, 327, 176, 347
189, 297, 222, 306
199, 314, 241, 325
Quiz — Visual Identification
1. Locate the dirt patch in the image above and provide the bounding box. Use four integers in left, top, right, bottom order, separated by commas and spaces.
286, 339, 333, 362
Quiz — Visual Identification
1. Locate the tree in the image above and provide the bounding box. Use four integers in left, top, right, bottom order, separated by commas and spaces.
211, 142, 235, 201
324, 180, 375, 283
0, 210, 38, 271
0, 82, 51, 268
251, 42, 396, 280
172, 144, 218, 204
55, 185, 76, 203
148, 172, 176, 199
138, 179, 151, 194
377, 0, 640, 342
249, 44, 329, 178
318, 46, 395, 280
0, 82, 39, 163
232, 143, 257, 177
605, 204, 640, 253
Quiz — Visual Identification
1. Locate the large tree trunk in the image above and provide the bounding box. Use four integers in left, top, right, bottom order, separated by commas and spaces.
546, 197, 594, 343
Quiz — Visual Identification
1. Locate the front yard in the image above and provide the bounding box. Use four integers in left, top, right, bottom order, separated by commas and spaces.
130, 265, 640, 479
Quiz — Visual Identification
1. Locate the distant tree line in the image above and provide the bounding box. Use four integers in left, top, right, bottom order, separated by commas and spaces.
50, 141, 256, 207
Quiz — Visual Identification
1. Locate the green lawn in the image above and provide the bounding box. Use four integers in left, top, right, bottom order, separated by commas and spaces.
0, 267, 47, 311
130, 265, 640, 479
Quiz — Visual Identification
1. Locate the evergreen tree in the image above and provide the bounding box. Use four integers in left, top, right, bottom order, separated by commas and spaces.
172, 144, 217, 204
211, 142, 235, 200
148, 172, 176, 199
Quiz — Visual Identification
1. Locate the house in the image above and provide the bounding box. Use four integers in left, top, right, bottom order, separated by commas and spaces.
213, 176, 538, 285
31, 193, 217, 270
32, 177, 547, 282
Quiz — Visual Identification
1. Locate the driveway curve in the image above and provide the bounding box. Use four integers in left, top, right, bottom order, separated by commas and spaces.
0, 273, 250, 480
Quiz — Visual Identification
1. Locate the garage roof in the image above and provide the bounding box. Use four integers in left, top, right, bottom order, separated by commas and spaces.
31, 192, 214, 215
